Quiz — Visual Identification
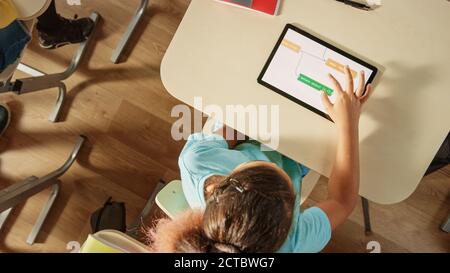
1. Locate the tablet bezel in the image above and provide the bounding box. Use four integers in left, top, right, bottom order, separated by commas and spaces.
257, 24, 378, 121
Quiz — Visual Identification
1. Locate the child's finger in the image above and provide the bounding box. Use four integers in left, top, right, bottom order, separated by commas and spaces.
328, 74, 344, 95
356, 71, 366, 97
345, 66, 354, 94
321, 92, 333, 113
361, 84, 374, 105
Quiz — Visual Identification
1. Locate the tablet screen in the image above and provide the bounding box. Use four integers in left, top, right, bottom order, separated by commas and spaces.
258, 24, 377, 121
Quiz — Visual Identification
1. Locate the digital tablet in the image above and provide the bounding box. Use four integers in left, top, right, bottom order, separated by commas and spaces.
258, 24, 378, 121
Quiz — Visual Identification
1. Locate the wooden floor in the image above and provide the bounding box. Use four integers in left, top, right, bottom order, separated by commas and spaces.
0, 0, 448, 253
307, 166, 450, 253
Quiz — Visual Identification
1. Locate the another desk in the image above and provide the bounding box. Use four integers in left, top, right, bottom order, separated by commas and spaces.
161, 0, 450, 205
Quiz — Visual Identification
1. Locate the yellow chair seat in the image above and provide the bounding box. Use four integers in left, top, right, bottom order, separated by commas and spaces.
80, 230, 150, 253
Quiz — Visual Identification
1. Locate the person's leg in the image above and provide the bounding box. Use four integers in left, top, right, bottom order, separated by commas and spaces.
0, 103, 11, 137
36, 0, 95, 50
36, 0, 59, 29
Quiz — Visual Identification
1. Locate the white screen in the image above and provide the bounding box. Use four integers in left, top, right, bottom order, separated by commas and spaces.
261, 28, 375, 116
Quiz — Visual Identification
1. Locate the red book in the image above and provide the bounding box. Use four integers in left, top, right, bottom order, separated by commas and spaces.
216, 0, 281, 16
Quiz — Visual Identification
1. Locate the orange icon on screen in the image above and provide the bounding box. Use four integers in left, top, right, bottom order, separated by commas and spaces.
281, 39, 301, 53
326, 59, 357, 78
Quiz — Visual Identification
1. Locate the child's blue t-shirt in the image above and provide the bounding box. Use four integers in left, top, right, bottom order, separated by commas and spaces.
178, 133, 332, 253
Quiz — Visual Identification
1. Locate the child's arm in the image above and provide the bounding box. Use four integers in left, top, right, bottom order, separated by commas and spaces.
213, 125, 248, 149
317, 66, 374, 231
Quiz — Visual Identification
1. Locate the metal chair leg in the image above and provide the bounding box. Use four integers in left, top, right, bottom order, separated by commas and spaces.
0, 136, 86, 213
362, 197, 372, 234
0, 136, 86, 245
0, 208, 14, 231
127, 180, 165, 239
111, 0, 149, 64
442, 214, 450, 233
26, 182, 60, 245
48, 82, 66, 123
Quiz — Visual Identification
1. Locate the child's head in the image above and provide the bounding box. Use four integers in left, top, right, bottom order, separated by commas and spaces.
148, 162, 296, 253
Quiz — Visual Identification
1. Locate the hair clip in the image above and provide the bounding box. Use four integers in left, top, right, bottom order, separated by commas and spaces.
229, 178, 245, 193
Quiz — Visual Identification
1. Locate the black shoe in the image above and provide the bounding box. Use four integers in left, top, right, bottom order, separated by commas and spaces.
0, 103, 11, 137
37, 15, 94, 50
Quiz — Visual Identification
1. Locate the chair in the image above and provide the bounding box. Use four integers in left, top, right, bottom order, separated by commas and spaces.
155, 180, 188, 219
0, 10, 100, 122
0, 135, 87, 245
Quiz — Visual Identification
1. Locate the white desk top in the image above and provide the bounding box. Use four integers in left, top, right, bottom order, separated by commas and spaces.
161, 0, 450, 204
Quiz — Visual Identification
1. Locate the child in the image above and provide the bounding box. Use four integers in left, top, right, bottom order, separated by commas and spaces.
149, 66, 374, 253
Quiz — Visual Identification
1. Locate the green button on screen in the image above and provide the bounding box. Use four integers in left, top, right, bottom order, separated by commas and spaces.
298, 74, 334, 96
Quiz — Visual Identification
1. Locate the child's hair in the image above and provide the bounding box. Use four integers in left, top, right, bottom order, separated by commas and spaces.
147, 165, 295, 253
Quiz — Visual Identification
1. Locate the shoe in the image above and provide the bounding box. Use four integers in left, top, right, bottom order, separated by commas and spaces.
0, 103, 11, 137
37, 15, 94, 50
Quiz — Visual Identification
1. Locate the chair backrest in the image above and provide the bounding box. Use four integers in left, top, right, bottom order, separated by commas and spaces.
80, 230, 150, 253
155, 180, 190, 219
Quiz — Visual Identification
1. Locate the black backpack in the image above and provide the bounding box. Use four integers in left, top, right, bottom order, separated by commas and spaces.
90, 197, 127, 233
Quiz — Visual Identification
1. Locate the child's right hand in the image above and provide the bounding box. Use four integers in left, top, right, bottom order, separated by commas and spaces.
318, 66, 374, 231
321, 66, 374, 133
